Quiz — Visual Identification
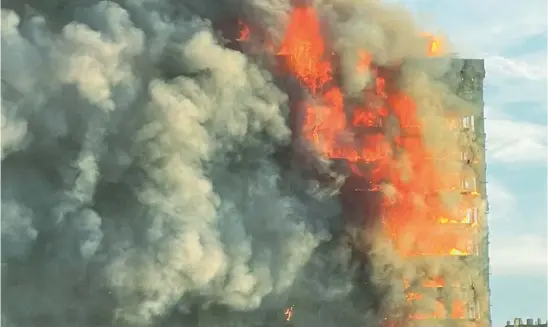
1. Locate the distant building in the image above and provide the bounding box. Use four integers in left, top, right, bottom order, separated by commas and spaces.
505, 318, 547, 327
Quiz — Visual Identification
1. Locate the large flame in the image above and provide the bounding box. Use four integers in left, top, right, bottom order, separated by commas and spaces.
267, 6, 472, 258
239, 4, 475, 325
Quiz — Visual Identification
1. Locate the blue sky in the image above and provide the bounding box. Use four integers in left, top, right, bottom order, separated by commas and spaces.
393, 0, 548, 325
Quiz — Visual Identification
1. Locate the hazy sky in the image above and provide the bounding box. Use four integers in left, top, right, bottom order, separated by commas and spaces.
395, 0, 548, 325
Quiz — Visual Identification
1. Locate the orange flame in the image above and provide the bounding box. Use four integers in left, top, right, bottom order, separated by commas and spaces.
409, 300, 446, 320
357, 51, 373, 72
237, 20, 250, 42
277, 7, 333, 92
251, 5, 474, 258
284, 305, 294, 321
422, 33, 443, 57
237, 5, 473, 325
423, 276, 445, 288
451, 300, 466, 319
407, 292, 422, 301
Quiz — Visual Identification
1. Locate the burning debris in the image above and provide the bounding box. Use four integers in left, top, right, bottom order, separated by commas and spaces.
284, 305, 295, 322
1, 0, 488, 327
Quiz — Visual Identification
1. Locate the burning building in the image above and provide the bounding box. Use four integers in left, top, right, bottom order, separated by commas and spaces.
232, 6, 492, 327
381, 57, 492, 327
1, 0, 490, 327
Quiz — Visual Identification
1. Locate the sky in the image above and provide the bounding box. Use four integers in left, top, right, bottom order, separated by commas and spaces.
393, 0, 548, 325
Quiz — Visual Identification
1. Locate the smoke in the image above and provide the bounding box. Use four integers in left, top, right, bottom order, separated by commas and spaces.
1, 0, 487, 326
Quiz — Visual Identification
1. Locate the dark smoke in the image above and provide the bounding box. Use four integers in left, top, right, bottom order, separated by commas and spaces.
1, 0, 483, 326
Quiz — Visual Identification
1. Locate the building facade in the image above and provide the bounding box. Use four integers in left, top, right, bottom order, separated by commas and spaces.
402, 58, 491, 327
451, 58, 491, 327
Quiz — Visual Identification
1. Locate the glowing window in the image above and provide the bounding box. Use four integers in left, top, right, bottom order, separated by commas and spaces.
462, 207, 478, 224
461, 176, 477, 193
452, 300, 466, 319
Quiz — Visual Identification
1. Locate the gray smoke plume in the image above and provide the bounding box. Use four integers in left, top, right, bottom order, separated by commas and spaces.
0, 1, 346, 326
1, 0, 486, 326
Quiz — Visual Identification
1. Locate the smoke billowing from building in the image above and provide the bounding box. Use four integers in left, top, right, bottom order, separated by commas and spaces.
1, 0, 489, 326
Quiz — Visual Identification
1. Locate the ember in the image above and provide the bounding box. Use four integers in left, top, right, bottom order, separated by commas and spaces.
284, 305, 295, 322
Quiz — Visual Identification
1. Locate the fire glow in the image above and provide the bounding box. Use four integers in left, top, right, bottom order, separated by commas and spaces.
238, 4, 474, 324
284, 305, 295, 322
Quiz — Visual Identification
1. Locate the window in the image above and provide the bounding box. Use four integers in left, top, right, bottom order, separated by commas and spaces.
462, 207, 479, 224
452, 236, 477, 256
451, 300, 466, 319
465, 238, 478, 255
450, 286, 481, 321
467, 298, 481, 320
461, 176, 477, 193
461, 150, 476, 164
409, 297, 447, 320
461, 116, 475, 131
